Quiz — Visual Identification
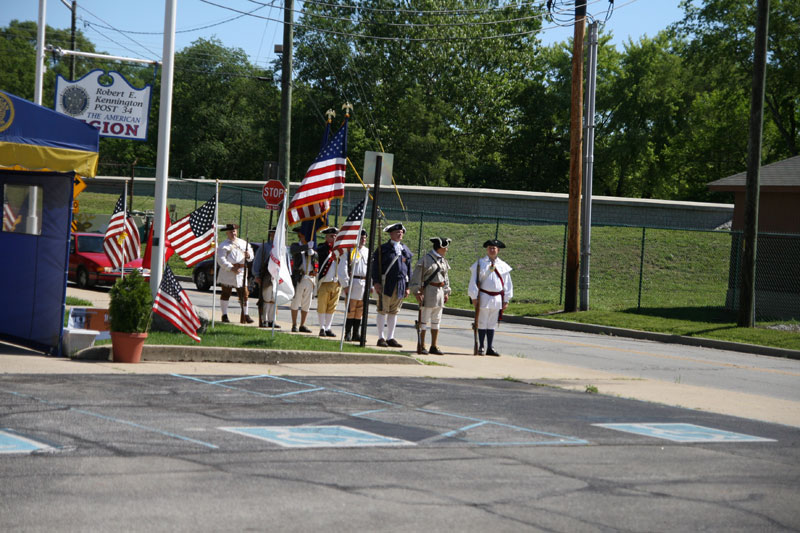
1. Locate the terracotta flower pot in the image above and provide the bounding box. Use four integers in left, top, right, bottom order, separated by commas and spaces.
110, 331, 148, 363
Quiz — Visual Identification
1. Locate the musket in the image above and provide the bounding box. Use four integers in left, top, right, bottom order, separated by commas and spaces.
240, 224, 250, 321
471, 266, 480, 355
416, 294, 423, 354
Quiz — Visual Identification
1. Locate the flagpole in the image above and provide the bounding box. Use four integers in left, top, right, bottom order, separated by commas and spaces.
121, 186, 128, 279
211, 179, 219, 327
339, 189, 370, 350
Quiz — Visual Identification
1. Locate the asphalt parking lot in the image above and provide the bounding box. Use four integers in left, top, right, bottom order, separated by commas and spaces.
2, 373, 798, 532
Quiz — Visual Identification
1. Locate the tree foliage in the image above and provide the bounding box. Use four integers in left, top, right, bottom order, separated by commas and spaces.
1, 0, 798, 201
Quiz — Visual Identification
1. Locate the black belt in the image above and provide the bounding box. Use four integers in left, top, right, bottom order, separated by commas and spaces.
353, 276, 366, 280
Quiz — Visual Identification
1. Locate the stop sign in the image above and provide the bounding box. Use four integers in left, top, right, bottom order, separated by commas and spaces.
262, 179, 285, 210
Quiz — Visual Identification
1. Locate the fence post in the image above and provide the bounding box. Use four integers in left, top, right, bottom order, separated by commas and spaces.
194, 180, 199, 210
637, 226, 646, 310
560, 223, 567, 305
417, 213, 424, 257
495, 218, 500, 239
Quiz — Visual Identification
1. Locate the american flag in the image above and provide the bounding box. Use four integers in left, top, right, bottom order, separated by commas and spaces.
3, 203, 19, 232
152, 265, 201, 342
288, 199, 330, 227
103, 194, 141, 268
287, 118, 348, 223
332, 199, 366, 258
166, 196, 217, 267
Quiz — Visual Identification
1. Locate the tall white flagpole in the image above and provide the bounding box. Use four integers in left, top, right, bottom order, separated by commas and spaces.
34, 0, 47, 105
150, 0, 178, 297
211, 179, 220, 327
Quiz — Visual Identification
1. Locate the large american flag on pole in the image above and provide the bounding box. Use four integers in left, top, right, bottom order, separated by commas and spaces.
152, 265, 202, 342
166, 196, 217, 267
103, 194, 141, 268
287, 117, 348, 225
332, 199, 366, 258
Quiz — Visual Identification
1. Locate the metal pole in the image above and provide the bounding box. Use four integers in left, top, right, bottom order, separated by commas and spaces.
34, 0, 47, 105
150, 0, 178, 297
359, 156, 383, 347
278, 0, 294, 191
580, 21, 598, 311
738, 0, 770, 327
565, 0, 586, 312
69, 1, 76, 80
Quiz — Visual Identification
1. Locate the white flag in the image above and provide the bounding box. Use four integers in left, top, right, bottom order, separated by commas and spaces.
268, 197, 295, 306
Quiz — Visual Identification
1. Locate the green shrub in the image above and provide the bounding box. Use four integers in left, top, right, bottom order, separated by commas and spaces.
108, 270, 153, 333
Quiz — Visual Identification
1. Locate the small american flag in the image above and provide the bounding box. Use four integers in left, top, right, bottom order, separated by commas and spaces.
332, 199, 366, 258
103, 194, 141, 268
166, 196, 217, 267
152, 265, 201, 342
3, 203, 19, 232
287, 118, 348, 221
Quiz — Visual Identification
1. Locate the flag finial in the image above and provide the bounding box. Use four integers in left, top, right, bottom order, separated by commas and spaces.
342, 102, 353, 117
325, 109, 336, 123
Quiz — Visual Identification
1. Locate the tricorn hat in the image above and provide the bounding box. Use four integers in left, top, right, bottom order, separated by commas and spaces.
383, 222, 406, 233
291, 226, 305, 233
360, 229, 367, 236
430, 237, 451, 249
483, 239, 506, 248
320, 227, 338, 235
220, 223, 239, 231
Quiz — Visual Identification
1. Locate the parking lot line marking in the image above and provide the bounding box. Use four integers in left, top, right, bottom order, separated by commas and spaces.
441, 422, 487, 438
70, 408, 220, 449
272, 387, 326, 398
0, 429, 54, 454
594, 423, 776, 443
220, 425, 415, 448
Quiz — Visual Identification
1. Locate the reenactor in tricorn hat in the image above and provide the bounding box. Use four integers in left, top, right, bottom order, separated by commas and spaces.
216, 223, 255, 323
409, 237, 452, 355
316, 226, 341, 337
372, 222, 413, 347
468, 239, 513, 356
288, 226, 317, 333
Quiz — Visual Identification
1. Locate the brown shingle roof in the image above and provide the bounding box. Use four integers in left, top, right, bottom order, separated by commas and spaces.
707, 155, 800, 190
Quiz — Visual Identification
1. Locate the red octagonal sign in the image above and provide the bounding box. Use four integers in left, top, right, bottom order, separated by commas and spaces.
262, 179, 285, 210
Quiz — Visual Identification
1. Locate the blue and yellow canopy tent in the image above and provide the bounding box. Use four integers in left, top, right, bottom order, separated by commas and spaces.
0, 90, 99, 355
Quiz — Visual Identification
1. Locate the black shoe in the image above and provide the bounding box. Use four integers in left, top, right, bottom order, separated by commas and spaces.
221, 314, 230, 323
416, 345, 428, 355
298, 325, 311, 333
319, 329, 326, 337
477, 347, 485, 356
259, 320, 267, 328
291, 325, 298, 332
243, 315, 255, 324
486, 348, 500, 356
386, 338, 402, 348
429, 346, 443, 355
325, 330, 336, 337
344, 331, 352, 341
377, 338, 388, 347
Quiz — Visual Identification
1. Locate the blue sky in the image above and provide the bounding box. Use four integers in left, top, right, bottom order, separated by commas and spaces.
2, 0, 684, 71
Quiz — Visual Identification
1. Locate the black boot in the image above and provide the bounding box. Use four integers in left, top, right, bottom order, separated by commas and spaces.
344, 319, 353, 341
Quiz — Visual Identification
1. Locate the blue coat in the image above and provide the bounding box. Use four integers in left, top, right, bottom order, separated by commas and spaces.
372, 240, 413, 297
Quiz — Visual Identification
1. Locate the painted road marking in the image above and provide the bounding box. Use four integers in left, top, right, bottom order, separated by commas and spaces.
593, 423, 776, 443
0, 429, 54, 454
220, 426, 415, 448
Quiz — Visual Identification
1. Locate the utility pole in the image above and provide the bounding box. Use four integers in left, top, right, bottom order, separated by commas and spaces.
278, 0, 294, 192
565, 0, 586, 313
738, 0, 770, 327
69, 1, 76, 80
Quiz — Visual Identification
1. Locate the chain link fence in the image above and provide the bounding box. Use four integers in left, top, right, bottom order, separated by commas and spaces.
83, 178, 800, 323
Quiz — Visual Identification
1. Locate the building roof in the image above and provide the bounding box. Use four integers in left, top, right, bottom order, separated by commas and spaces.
707, 155, 800, 191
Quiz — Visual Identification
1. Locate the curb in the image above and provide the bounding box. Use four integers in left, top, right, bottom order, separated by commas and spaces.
75, 344, 421, 365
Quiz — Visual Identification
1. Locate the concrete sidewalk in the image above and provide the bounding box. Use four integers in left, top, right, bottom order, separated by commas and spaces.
19, 285, 792, 430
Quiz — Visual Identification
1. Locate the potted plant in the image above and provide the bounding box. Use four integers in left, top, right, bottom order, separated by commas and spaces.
108, 269, 152, 363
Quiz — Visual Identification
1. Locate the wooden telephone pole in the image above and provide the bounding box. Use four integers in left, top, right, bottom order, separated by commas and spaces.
565, 0, 586, 312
